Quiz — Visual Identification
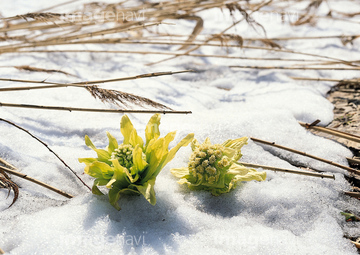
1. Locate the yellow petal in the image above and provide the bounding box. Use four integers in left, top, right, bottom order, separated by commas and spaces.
191, 138, 200, 151
120, 115, 135, 144
130, 177, 156, 205
129, 128, 144, 148
170, 167, 190, 178
145, 114, 161, 145
234, 168, 267, 182
204, 137, 211, 145
227, 163, 249, 175
84, 135, 111, 164
106, 131, 118, 154
86, 161, 114, 179
142, 138, 166, 181
162, 133, 194, 167
222, 137, 248, 150
133, 144, 148, 172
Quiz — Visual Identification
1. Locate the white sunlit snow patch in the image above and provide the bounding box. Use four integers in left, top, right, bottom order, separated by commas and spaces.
0, 0, 360, 254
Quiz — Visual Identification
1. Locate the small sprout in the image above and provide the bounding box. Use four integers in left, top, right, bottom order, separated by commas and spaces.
341, 212, 360, 222
79, 114, 194, 210
171, 137, 266, 196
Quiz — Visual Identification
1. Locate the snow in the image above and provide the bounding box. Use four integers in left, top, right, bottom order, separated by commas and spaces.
1, 0, 360, 254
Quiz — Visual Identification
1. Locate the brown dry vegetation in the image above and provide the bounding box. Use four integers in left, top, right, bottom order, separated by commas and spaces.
0, 0, 360, 250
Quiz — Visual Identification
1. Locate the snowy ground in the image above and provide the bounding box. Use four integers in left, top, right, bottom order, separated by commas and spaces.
1, 0, 360, 254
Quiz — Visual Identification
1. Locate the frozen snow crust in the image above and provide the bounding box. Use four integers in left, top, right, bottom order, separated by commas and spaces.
1, 0, 360, 254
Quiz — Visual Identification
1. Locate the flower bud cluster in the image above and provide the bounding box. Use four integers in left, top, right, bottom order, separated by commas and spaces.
111, 144, 134, 168
188, 143, 231, 184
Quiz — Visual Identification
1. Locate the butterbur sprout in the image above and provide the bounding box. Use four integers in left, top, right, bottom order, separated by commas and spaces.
171, 137, 266, 195
79, 114, 194, 210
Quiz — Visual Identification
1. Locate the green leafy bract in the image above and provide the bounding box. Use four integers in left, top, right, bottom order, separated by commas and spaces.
79, 114, 194, 210
170, 137, 266, 195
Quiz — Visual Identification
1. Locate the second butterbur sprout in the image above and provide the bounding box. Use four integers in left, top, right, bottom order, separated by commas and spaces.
189, 143, 229, 184
171, 137, 266, 196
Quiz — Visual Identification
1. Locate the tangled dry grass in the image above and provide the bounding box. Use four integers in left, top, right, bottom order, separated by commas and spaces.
0, 0, 360, 248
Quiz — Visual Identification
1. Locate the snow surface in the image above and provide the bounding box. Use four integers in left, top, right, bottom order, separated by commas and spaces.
1, 0, 360, 254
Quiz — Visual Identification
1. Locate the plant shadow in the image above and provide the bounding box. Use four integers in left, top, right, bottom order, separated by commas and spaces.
82, 194, 193, 254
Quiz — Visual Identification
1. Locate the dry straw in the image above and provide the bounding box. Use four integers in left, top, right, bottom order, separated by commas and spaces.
0, 165, 74, 199
237, 162, 335, 179
250, 137, 360, 175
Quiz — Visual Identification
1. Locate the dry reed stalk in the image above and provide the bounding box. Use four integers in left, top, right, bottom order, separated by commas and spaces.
0, 157, 17, 169
245, 34, 360, 41
12, 65, 76, 77
0, 102, 191, 114
0, 247, 4, 254
8, 49, 326, 63
147, 0, 273, 65
290, 77, 360, 83
0, 70, 192, 91
0, 118, 91, 191
0, 165, 73, 199
250, 137, 360, 175
85, 85, 172, 110
0, 39, 356, 67
0, 21, 166, 53
236, 162, 335, 179
5, 49, 326, 62
351, 241, 360, 249
230, 65, 360, 71
298, 121, 360, 143
344, 191, 360, 199
347, 157, 360, 165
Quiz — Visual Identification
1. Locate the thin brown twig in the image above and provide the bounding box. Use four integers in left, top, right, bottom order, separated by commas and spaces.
0, 118, 91, 190
0, 165, 73, 199
347, 157, 360, 165
0, 102, 191, 114
344, 191, 360, 198
299, 121, 360, 143
250, 137, 360, 175
290, 76, 360, 83
147, 0, 273, 66
230, 65, 360, 71
1, 40, 357, 66
0, 70, 194, 92
4, 49, 327, 63
237, 161, 335, 179
0, 157, 17, 169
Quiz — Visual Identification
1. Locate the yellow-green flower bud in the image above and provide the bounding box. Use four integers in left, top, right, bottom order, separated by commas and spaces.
111, 144, 134, 169
188, 143, 229, 184
209, 155, 216, 164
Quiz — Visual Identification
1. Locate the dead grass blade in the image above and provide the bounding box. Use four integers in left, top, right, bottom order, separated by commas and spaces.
259, 38, 281, 49
211, 34, 244, 47
0, 165, 73, 199
292, 0, 322, 26
237, 162, 335, 179
290, 76, 360, 84
177, 16, 203, 50
14, 65, 77, 77
4, 12, 64, 22
85, 85, 172, 110
0, 102, 191, 114
230, 65, 360, 71
0, 170, 19, 207
299, 121, 360, 144
0, 118, 91, 191
226, 2, 266, 35
250, 137, 360, 175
